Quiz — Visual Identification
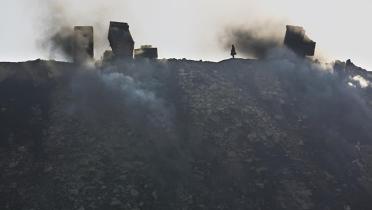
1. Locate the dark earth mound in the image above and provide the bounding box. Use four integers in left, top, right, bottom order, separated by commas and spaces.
1, 54, 372, 210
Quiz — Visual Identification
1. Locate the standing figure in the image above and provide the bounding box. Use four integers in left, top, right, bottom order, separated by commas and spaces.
231, 44, 237, 59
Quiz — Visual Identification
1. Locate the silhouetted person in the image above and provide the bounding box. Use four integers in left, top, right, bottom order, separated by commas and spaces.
231, 45, 237, 59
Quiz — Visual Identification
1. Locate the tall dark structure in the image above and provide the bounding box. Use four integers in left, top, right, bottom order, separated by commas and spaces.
284, 25, 316, 57
108, 22, 135, 59
73, 26, 94, 63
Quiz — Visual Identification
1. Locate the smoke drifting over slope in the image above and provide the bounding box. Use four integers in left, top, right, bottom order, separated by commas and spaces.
2, 53, 372, 208
37, 0, 129, 60
46, 27, 75, 61
221, 21, 285, 58
3, 1, 372, 209
38, 2, 75, 60
67, 63, 176, 134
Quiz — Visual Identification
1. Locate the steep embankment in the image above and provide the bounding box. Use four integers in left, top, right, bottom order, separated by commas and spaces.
1, 54, 372, 210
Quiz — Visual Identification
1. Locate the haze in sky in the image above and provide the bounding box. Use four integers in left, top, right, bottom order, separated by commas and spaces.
0, 0, 371, 69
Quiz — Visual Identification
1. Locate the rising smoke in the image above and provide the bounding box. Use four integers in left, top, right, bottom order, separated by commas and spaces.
259, 48, 372, 145
50, 60, 190, 185
351, 75, 371, 88
46, 27, 75, 61
37, 2, 75, 61
3, 1, 372, 208
220, 21, 285, 58
3, 31, 372, 209
37, 0, 129, 61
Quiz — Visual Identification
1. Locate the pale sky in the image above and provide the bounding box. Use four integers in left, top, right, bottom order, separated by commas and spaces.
0, 0, 371, 69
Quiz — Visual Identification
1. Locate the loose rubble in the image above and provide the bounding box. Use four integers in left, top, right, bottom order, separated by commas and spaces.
1, 57, 372, 209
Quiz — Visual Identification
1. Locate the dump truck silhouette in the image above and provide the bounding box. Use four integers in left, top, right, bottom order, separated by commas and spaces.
284, 25, 316, 57
73, 26, 94, 63
108, 22, 135, 59
134, 45, 158, 59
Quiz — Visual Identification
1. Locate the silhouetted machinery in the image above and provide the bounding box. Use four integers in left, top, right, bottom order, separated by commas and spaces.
134, 45, 158, 59
108, 21, 135, 59
284, 25, 316, 57
73, 26, 94, 63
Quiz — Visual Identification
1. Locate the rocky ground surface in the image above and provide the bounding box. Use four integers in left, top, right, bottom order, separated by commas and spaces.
1, 55, 372, 210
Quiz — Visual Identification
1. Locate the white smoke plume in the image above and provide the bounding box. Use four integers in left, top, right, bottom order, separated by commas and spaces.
351, 75, 371, 88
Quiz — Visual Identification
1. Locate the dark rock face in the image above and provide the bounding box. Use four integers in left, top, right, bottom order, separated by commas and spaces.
284, 25, 316, 57
108, 22, 135, 59
73, 26, 94, 63
1, 56, 372, 210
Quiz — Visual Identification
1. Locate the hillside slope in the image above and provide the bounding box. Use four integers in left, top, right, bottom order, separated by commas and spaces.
1, 54, 372, 210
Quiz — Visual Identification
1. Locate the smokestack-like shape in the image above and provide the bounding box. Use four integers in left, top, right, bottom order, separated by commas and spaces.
108, 21, 135, 59
73, 26, 94, 63
284, 25, 316, 57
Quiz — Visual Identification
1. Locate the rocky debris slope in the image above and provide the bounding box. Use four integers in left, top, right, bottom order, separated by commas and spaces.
1, 54, 372, 210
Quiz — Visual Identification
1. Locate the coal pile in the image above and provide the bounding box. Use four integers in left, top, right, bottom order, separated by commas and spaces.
1, 52, 372, 210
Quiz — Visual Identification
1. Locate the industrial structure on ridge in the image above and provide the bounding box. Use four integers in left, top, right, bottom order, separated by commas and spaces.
71, 22, 316, 63
108, 21, 135, 59
284, 25, 316, 57
72, 21, 158, 64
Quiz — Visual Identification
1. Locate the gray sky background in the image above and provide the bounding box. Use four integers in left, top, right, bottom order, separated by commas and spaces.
0, 0, 371, 69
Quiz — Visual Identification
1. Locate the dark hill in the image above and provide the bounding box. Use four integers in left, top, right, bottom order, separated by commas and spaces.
1, 54, 372, 210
